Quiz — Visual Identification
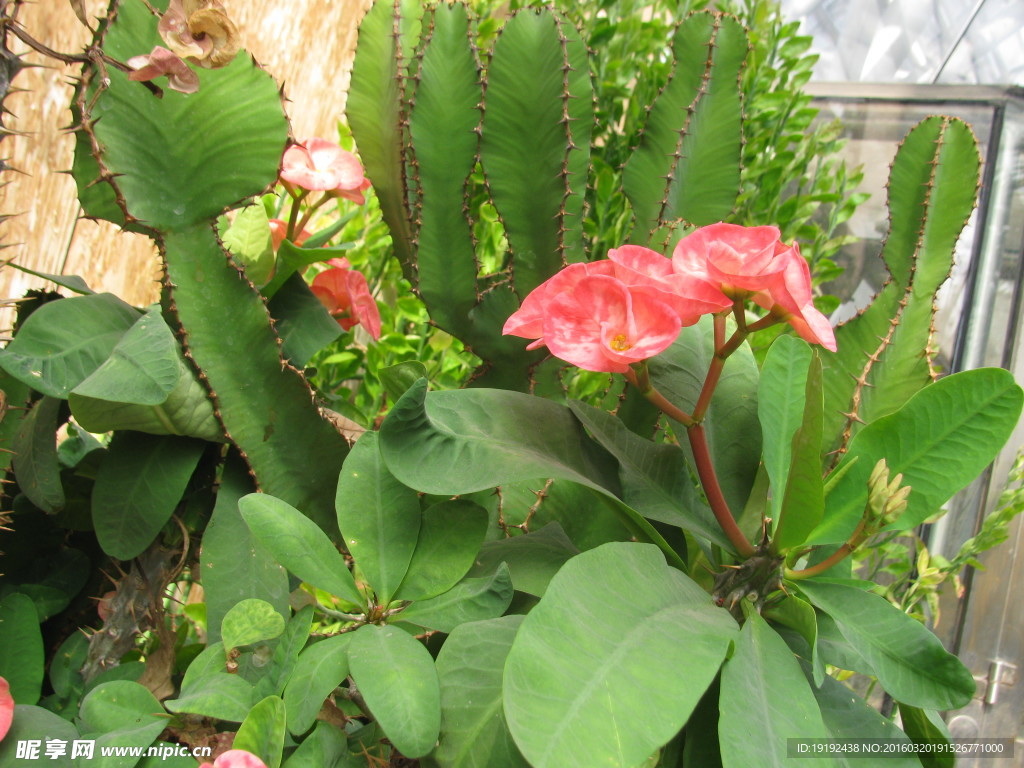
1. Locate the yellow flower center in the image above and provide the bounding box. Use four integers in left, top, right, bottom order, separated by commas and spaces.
609, 333, 632, 352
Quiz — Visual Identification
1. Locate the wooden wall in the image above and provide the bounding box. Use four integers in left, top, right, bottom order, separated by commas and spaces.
0, 0, 370, 325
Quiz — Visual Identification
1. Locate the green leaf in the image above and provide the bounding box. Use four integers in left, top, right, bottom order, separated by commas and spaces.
266, 274, 342, 368
50, 631, 89, 701
763, 595, 824, 687
347, 624, 441, 759
69, 307, 223, 441
720, 613, 828, 768
336, 432, 420, 604
166, 646, 255, 722
0, 294, 140, 397
11, 396, 65, 513
648, 317, 762, 517
568, 400, 729, 549
379, 380, 683, 568
256, 605, 314, 700
282, 722, 350, 768
239, 493, 364, 607
378, 361, 428, 404
79, 679, 165, 736
234, 696, 288, 768
772, 353, 825, 552
468, 523, 577, 597
0, 593, 44, 705
803, 666, 921, 768
395, 499, 489, 602
200, 456, 290, 645
758, 334, 812, 519
283, 635, 351, 736
898, 704, 954, 768
811, 368, 1024, 544
796, 580, 974, 709
222, 204, 275, 285
434, 616, 530, 768
221, 599, 287, 652
91, 432, 205, 560
397, 563, 514, 633
0, 706, 79, 767
5, 262, 94, 294
503, 542, 736, 768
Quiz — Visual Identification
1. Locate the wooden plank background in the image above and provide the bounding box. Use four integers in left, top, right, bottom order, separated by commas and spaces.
0, 0, 370, 327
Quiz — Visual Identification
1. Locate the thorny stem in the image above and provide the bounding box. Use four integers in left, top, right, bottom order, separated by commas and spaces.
295, 192, 332, 236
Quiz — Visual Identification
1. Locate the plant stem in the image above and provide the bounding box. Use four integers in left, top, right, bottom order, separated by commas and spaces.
624, 365, 695, 427
688, 424, 756, 557
785, 518, 866, 580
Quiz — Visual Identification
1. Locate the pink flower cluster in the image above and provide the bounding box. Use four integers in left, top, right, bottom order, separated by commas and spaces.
311, 258, 381, 340
280, 138, 371, 203
503, 223, 836, 373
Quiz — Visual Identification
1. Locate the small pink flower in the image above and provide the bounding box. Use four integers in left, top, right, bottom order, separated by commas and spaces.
541, 274, 682, 373
199, 749, 268, 768
268, 219, 311, 252
751, 244, 837, 351
280, 139, 366, 195
126, 46, 199, 94
671, 222, 836, 351
310, 259, 381, 340
0, 676, 14, 742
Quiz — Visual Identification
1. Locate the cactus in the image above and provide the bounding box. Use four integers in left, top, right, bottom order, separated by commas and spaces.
65, 0, 349, 534
820, 116, 981, 462
348, 2, 748, 391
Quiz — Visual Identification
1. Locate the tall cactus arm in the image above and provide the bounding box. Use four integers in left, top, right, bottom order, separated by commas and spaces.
70, 0, 349, 534
407, 2, 481, 333
480, 8, 594, 298
820, 116, 981, 462
347, 0, 423, 278
623, 12, 747, 243
163, 226, 347, 535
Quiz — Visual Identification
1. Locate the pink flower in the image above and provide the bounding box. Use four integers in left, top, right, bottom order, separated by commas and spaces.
671, 223, 836, 351
280, 139, 366, 195
199, 749, 268, 768
0, 676, 13, 742
126, 46, 200, 94
330, 177, 372, 206
504, 247, 730, 355
268, 219, 311, 252
543, 275, 682, 373
310, 258, 381, 340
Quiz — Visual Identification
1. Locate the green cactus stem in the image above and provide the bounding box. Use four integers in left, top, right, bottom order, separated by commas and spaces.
820, 116, 981, 462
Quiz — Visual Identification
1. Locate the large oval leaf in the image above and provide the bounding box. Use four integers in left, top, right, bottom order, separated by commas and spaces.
811, 368, 1023, 544
379, 380, 683, 568
719, 613, 828, 768
92, 432, 206, 560
0, 294, 140, 398
797, 580, 974, 710
503, 542, 736, 768
282, 635, 351, 736
347, 624, 441, 759
336, 432, 420, 604
434, 616, 529, 768
239, 493, 363, 607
